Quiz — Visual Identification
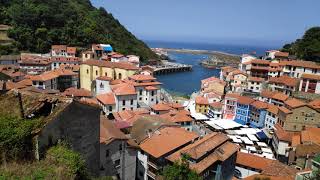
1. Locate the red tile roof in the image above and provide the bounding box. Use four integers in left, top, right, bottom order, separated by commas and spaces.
278, 106, 292, 114
301, 73, 320, 80
251, 59, 271, 65
260, 90, 277, 99
209, 102, 222, 109
274, 51, 289, 58
100, 116, 127, 144
129, 74, 156, 81
284, 98, 306, 109
66, 47, 76, 54
236, 152, 275, 170
274, 124, 295, 142
251, 100, 269, 109
151, 102, 173, 111
248, 76, 264, 82
96, 92, 116, 105
195, 96, 209, 105
237, 96, 255, 105
111, 83, 136, 96
82, 60, 139, 70
272, 92, 289, 102
96, 76, 113, 81
308, 99, 320, 110
267, 104, 279, 114
139, 127, 198, 158
160, 110, 193, 123
145, 86, 159, 90
269, 76, 299, 87
62, 87, 92, 97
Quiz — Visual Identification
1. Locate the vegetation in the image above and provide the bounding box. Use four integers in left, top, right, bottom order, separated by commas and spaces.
0, 116, 41, 161
282, 27, 320, 62
162, 155, 201, 180
0, 143, 89, 179
0, 0, 158, 61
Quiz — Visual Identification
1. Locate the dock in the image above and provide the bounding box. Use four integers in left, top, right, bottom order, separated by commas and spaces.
152, 61, 192, 75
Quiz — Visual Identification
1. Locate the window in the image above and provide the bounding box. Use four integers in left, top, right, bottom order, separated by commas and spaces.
118, 73, 122, 79
114, 159, 120, 168
105, 72, 107, 76
139, 97, 142, 101
151, 91, 154, 96
87, 69, 89, 74
109, 106, 112, 111
130, 99, 133, 105
122, 100, 125, 106
39, 82, 43, 86
119, 144, 122, 151
151, 98, 154, 102
139, 89, 143, 95
122, 108, 125, 111
100, 82, 104, 88
106, 150, 109, 157
96, 70, 98, 76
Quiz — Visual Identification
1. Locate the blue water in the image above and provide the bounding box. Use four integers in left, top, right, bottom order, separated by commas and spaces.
145, 40, 277, 95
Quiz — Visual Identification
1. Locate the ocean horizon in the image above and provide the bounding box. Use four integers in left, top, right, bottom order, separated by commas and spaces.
145, 40, 279, 56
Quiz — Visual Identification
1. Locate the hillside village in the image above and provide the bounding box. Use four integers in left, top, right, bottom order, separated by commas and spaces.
1, 42, 320, 180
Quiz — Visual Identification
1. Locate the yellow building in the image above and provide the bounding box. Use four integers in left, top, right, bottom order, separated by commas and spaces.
195, 96, 209, 114
80, 60, 139, 91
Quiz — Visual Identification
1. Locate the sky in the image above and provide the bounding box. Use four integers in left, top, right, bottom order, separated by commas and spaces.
90, 0, 320, 47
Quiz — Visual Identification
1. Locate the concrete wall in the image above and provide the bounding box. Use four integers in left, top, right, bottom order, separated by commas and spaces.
283, 106, 320, 131
35, 101, 100, 176
100, 140, 137, 180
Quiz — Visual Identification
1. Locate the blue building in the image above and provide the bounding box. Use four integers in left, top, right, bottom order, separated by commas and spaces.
234, 96, 255, 125
249, 101, 269, 128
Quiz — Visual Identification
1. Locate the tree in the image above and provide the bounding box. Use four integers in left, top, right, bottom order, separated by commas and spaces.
162, 154, 201, 180
282, 27, 320, 62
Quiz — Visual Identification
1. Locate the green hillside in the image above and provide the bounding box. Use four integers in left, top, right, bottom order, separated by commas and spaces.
0, 0, 158, 61
282, 27, 320, 62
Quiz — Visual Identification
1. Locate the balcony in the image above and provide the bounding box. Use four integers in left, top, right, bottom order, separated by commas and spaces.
147, 160, 159, 170
147, 170, 156, 179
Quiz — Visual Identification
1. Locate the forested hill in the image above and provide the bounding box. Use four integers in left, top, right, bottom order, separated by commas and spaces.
282, 27, 320, 62
0, 0, 158, 61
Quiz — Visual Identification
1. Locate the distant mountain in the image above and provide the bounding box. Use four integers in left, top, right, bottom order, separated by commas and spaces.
0, 0, 158, 61
282, 27, 320, 62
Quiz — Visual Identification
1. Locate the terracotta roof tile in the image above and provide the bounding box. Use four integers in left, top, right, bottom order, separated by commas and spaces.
111, 83, 136, 96
140, 127, 198, 158
308, 99, 320, 110
82, 59, 139, 70
251, 100, 269, 109
96, 76, 113, 81
236, 152, 275, 170
301, 73, 320, 80
284, 98, 306, 109
267, 104, 279, 114
274, 124, 295, 142
209, 102, 222, 109
100, 116, 127, 144
260, 90, 277, 99
301, 127, 320, 145
151, 102, 173, 111
160, 110, 193, 123
248, 76, 264, 82
269, 76, 299, 87
195, 96, 209, 105
145, 86, 159, 90
274, 51, 289, 57
225, 93, 241, 99
251, 59, 271, 65
272, 92, 289, 102
62, 87, 92, 97
96, 92, 116, 105
237, 96, 255, 105
278, 106, 292, 114
129, 74, 156, 81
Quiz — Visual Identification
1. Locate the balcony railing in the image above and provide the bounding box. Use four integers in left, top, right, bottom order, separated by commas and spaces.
147, 170, 156, 179
148, 161, 159, 170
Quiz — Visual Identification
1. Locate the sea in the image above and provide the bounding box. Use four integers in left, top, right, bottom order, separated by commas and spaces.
145, 40, 278, 96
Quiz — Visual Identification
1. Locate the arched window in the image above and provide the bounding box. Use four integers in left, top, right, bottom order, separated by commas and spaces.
96, 70, 98, 76
100, 82, 104, 88
86, 69, 89, 74
118, 73, 122, 79
105, 72, 107, 76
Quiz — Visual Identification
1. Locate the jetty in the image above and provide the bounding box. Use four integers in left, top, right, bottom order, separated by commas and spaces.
152, 61, 192, 75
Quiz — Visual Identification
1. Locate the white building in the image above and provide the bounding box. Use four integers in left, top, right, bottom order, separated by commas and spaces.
51, 57, 80, 70
264, 104, 279, 129
247, 77, 264, 93
207, 102, 223, 120
128, 74, 161, 107
239, 54, 256, 71
298, 74, 320, 94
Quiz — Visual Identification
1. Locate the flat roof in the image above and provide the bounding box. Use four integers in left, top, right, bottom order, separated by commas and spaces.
206, 119, 243, 129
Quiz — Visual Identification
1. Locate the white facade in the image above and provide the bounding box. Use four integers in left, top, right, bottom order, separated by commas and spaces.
272, 135, 290, 158
137, 150, 148, 180
115, 94, 138, 111
96, 79, 112, 95
32, 78, 57, 90
136, 87, 160, 107
247, 81, 262, 93
264, 111, 278, 129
